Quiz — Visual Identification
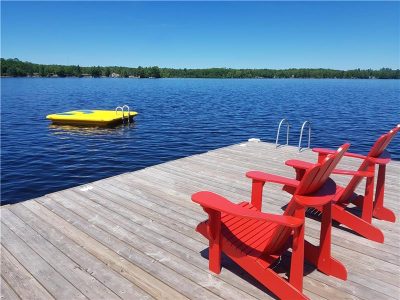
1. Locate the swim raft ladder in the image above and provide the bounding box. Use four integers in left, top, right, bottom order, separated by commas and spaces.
275, 119, 311, 152
115, 105, 132, 124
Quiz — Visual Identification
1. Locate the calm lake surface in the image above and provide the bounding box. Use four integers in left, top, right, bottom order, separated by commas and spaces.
1, 78, 399, 204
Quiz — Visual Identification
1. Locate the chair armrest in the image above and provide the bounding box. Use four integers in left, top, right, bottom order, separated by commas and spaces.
192, 191, 303, 228
312, 148, 336, 155
246, 171, 300, 188
369, 150, 391, 165
246, 171, 299, 210
285, 159, 317, 181
313, 148, 366, 160
314, 148, 391, 165
332, 169, 374, 177
285, 159, 315, 170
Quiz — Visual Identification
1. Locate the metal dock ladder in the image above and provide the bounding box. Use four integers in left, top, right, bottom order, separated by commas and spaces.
275, 119, 312, 152
275, 119, 290, 148
298, 120, 311, 152
115, 105, 132, 124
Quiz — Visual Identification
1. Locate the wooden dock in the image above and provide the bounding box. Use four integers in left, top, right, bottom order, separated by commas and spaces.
1, 141, 399, 300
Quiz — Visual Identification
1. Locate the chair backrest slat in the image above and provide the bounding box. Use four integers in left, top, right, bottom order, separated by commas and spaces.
265, 143, 350, 254
296, 144, 349, 195
368, 126, 399, 157
340, 125, 399, 202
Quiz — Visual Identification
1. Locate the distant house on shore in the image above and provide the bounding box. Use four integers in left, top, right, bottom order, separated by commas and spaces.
128, 75, 139, 78
111, 73, 120, 78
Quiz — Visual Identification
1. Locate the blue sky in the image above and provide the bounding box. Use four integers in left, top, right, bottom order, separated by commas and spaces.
1, 1, 399, 69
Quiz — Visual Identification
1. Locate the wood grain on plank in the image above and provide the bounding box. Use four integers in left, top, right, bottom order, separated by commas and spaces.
0, 278, 20, 300
0, 238, 56, 300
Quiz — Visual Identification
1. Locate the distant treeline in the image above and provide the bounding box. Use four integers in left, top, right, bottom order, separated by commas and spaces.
1, 58, 399, 79
0, 58, 162, 78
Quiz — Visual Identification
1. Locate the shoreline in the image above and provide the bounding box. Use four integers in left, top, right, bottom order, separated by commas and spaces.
2, 58, 399, 79
1, 76, 399, 80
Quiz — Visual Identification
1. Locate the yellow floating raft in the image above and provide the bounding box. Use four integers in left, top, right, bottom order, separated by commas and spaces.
46, 109, 138, 126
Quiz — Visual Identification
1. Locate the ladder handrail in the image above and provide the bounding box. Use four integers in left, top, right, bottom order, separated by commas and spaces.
116, 105, 132, 123
275, 119, 290, 148
298, 121, 311, 152
115, 106, 124, 120
122, 105, 130, 123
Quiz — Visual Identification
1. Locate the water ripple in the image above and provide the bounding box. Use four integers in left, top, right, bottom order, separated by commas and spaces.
1, 78, 399, 204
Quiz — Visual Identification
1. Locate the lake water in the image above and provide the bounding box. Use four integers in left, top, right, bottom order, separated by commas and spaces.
1, 78, 399, 204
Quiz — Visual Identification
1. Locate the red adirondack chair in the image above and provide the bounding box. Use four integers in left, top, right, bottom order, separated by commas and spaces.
192, 144, 350, 299
285, 125, 399, 243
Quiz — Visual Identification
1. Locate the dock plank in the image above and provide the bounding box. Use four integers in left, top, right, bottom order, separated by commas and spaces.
0, 278, 20, 300
65, 190, 265, 297
0, 245, 53, 300
1, 209, 120, 300
1, 141, 399, 300
46, 191, 248, 300
35, 197, 219, 300
21, 200, 185, 300
1, 223, 85, 300
8, 203, 152, 300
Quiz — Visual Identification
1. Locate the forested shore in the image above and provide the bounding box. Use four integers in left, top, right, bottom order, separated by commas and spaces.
1, 58, 399, 79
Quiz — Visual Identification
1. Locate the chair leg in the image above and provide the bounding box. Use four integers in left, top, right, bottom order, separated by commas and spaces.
295, 169, 306, 181
373, 164, 396, 222
209, 238, 221, 274
374, 206, 396, 223
290, 206, 305, 291
304, 203, 347, 280
361, 170, 374, 223
263, 269, 308, 300
251, 180, 265, 211
304, 242, 347, 280
228, 254, 309, 300
332, 205, 384, 243
205, 209, 222, 274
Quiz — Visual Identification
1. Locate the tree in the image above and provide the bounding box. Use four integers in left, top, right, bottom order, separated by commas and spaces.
90, 66, 102, 77
56, 67, 66, 77
104, 67, 111, 77
137, 66, 145, 78
120, 69, 129, 78
72, 65, 82, 77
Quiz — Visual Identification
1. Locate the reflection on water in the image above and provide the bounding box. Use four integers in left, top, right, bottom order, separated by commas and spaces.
48, 122, 136, 137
